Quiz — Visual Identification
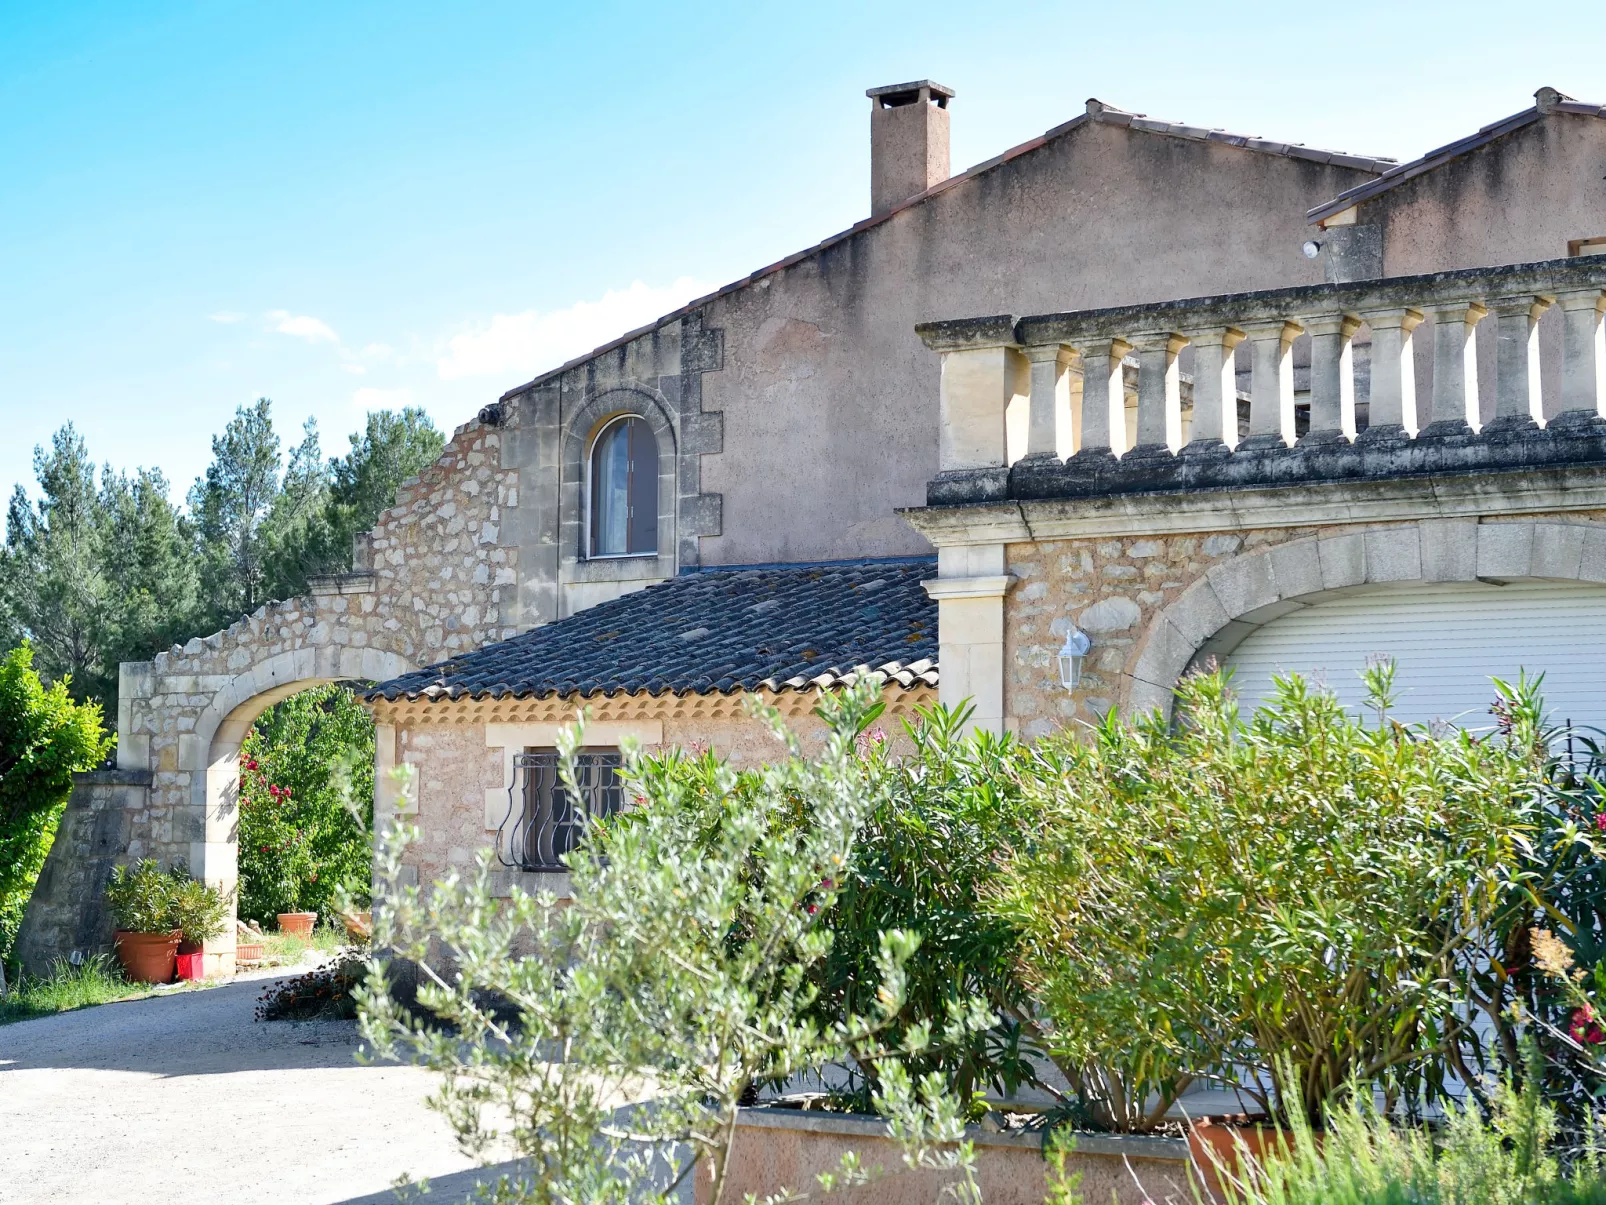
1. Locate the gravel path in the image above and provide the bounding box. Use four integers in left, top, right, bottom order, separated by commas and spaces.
0, 964, 485, 1205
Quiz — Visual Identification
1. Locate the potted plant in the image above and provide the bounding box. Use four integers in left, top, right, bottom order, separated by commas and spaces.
105, 860, 181, 984
277, 910, 318, 939
171, 876, 231, 980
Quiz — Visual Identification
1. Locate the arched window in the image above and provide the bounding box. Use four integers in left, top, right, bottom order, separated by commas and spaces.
588, 415, 658, 557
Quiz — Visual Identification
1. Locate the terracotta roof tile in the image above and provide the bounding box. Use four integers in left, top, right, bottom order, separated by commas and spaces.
366, 558, 939, 703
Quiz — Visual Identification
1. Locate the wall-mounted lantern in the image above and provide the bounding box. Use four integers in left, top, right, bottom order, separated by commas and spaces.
1057, 626, 1092, 693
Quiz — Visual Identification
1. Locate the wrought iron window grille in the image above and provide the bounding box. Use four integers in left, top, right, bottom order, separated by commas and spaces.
495, 749, 625, 871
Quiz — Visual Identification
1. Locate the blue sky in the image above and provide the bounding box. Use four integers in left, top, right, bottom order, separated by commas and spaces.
3, 0, 1602, 504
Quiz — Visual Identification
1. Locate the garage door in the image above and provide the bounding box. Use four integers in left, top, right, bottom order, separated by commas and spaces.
1222, 579, 1606, 732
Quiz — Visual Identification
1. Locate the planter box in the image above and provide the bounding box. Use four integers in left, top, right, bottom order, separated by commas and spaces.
236, 942, 265, 963
695, 1107, 1191, 1205
174, 951, 205, 981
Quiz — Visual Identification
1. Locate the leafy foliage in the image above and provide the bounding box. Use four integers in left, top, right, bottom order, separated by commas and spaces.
989, 665, 1547, 1130
354, 681, 989, 1205
237, 684, 374, 925
0, 644, 112, 960
102, 858, 229, 940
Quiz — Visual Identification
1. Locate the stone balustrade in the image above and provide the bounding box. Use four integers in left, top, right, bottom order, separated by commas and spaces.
916, 257, 1606, 506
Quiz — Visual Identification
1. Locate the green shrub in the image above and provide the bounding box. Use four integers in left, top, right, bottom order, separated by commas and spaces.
104, 859, 178, 933
0, 644, 113, 962
170, 875, 230, 946
354, 683, 990, 1205
989, 665, 1546, 1130
104, 859, 230, 942
237, 684, 373, 925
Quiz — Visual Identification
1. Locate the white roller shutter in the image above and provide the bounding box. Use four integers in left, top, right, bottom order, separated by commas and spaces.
1223, 580, 1606, 732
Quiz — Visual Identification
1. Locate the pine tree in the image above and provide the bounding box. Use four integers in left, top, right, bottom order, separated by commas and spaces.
189, 398, 283, 627
98, 466, 200, 688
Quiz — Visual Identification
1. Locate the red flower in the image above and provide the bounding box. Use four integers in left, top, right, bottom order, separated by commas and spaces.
821, 877, 835, 890
1571, 1006, 1605, 1045
805, 904, 818, 916
1594, 813, 1606, 833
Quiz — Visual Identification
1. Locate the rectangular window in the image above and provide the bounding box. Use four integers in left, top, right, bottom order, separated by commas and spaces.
627, 419, 657, 555
499, 749, 625, 871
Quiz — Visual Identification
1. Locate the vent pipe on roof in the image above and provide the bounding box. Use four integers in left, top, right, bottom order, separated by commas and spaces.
866, 80, 955, 217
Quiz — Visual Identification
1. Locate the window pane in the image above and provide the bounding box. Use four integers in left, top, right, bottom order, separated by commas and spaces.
628, 419, 658, 554
591, 421, 632, 555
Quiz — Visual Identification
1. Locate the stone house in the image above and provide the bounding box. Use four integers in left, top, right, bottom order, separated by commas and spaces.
16, 81, 1606, 976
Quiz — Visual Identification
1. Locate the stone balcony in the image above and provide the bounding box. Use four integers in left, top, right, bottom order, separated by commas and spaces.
914, 256, 1606, 511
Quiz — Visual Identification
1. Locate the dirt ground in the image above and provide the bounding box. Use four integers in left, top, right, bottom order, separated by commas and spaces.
0, 964, 488, 1205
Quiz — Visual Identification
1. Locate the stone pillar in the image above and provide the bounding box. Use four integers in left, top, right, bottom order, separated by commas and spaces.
1241, 320, 1302, 447
1181, 327, 1245, 449
1358, 307, 1422, 436
1021, 343, 1078, 460
936, 339, 1028, 471
1489, 295, 1550, 426
1130, 332, 1188, 453
116, 660, 155, 772
922, 545, 1016, 735
1301, 314, 1360, 442
1071, 338, 1132, 457
1554, 288, 1606, 421
1423, 301, 1487, 433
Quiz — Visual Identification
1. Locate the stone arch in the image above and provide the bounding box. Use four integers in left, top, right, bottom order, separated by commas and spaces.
109, 590, 419, 973
1128, 519, 1606, 718
557, 385, 682, 598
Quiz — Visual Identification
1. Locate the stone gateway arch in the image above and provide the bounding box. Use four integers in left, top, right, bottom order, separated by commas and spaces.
15, 414, 518, 975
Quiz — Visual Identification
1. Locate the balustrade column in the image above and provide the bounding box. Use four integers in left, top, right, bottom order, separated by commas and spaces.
1301, 314, 1360, 442
1072, 337, 1132, 456
1181, 327, 1244, 449
1240, 320, 1302, 447
1489, 294, 1550, 426
1423, 301, 1487, 433
1021, 343, 1078, 459
1358, 307, 1422, 436
1555, 288, 1606, 422
1130, 332, 1188, 453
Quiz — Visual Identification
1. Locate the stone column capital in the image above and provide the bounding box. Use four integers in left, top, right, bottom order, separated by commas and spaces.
1020, 341, 1079, 366
1299, 314, 1362, 340
1357, 305, 1424, 334
1127, 331, 1190, 356
1488, 293, 1554, 321
1555, 287, 1606, 315
1177, 324, 1245, 351
1419, 300, 1489, 325
1240, 319, 1304, 347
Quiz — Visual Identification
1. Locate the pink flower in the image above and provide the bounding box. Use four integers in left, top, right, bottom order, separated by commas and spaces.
1594, 813, 1606, 833
1571, 1006, 1605, 1045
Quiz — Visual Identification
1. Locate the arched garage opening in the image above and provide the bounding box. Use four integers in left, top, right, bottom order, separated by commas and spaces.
1216, 579, 1606, 731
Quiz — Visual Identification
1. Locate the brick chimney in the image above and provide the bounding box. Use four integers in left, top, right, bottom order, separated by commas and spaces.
867, 80, 954, 217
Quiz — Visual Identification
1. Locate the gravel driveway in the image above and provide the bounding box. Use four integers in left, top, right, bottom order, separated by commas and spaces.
0, 966, 486, 1205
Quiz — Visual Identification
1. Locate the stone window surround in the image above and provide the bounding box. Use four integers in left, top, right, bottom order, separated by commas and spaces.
560, 386, 680, 586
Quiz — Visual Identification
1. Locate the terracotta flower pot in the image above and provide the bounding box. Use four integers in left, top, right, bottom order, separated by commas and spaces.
277, 911, 317, 938
1189, 1119, 1298, 1196
114, 930, 181, 984
343, 911, 372, 941
236, 942, 265, 963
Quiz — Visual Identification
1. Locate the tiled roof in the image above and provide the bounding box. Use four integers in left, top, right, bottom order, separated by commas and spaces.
367, 558, 939, 702
1308, 89, 1606, 224
499, 100, 1393, 402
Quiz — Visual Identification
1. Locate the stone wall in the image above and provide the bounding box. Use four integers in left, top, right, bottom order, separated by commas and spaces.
13, 771, 148, 977
1004, 513, 1606, 734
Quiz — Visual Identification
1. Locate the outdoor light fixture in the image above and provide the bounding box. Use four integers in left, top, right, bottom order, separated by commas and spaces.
1057, 626, 1092, 693
1301, 239, 1322, 260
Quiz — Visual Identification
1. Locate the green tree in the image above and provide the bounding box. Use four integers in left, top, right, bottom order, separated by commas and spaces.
0, 645, 113, 961
236, 684, 374, 925
96, 466, 200, 702
189, 398, 284, 626
264, 408, 443, 595
0, 427, 107, 695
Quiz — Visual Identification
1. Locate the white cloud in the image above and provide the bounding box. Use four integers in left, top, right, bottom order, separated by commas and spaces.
209, 311, 246, 324
353, 386, 415, 412
342, 363, 368, 375
437, 277, 711, 382
268, 310, 340, 344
